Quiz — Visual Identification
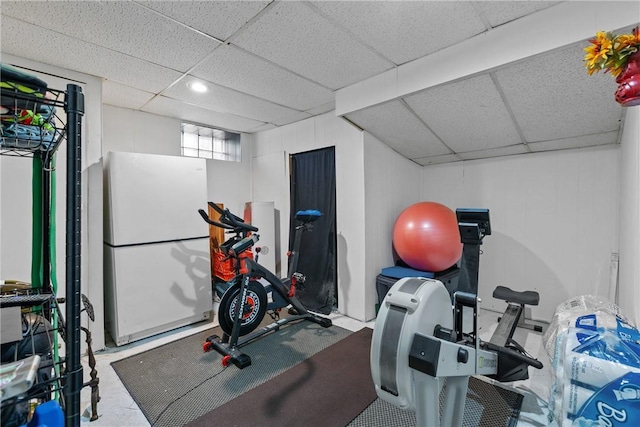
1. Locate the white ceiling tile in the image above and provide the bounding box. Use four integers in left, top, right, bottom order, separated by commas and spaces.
143, 95, 265, 133
137, 1, 270, 41
232, 1, 393, 89
495, 43, 624, 142
414, 154, 462, 166
406, 74, 522, 152
306, 102, 335, 116
0, 16, 182, 93
458, 144, 529, 160
163, 75, 306, 125
528, 131, 619, 152
272, 111, 313, 127
102, 81, 155, 110
191, 45, 333, 111
346, 101, 450, 159
311, 1, 486, 65
473, 1, 561, 27
1, 1, 219, 72
248, 123, 277, 133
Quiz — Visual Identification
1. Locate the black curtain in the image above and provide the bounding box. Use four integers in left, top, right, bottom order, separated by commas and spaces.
289, 147, 336, 314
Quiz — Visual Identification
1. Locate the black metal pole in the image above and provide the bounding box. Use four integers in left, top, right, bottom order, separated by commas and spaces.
64, 84, 84, 427
41, 153, 52, 320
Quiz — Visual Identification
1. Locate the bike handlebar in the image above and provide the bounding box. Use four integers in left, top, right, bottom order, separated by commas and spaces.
198, 209, 233, 229
199, 203, 258, 233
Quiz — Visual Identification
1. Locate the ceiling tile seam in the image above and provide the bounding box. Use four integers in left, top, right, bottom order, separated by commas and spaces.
132, 1, 226, 44
469, 1, 494, 32
368, 129, 438, 162
301, 1, 397, 69
102, 78, 155, 96
489, 71, 532, 153
226, 44, 336, 92
132, 0, 280, 111
526, 130, 623, 145
456, 142, 529, 155
0, 14, 198, 83
8, 63, 88, 86
528, 142, 619, 154
341, 116, 364, 132
305, 102, 335, 114
413, 153, 463, 163
399, 99, 456, 155
217, 0, 279, 46
144, 95, 271, 128
158, 91, 310, 128
136, 44, 317, 115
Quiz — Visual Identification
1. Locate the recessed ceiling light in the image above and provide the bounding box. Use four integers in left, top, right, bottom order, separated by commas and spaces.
189, 81, 208, 93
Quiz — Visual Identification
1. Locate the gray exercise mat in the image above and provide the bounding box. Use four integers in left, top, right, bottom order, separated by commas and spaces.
111, 320, 350, 427
348, 376, 524, 427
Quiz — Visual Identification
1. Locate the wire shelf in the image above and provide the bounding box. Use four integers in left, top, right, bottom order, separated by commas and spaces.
1, 295, 67, 426
0, 87, 67, 159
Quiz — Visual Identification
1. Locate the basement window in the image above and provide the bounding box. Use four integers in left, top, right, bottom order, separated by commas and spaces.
181, 122, 241, 162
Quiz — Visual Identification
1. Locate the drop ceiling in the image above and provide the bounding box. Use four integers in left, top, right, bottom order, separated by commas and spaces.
1, 1, 637, 165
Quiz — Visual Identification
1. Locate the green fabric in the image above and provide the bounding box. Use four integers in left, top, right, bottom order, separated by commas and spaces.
49, 155, 60, 400
31, 156, 43, 289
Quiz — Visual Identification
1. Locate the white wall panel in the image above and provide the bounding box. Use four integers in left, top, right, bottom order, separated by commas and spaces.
252, 112, 368, 320
204, 134, 253, 216
252, 152, 288, 276
422, 146, 620, 321
363, 132, 423, 320
103, 105, 180, 156
618, 107, 640, 327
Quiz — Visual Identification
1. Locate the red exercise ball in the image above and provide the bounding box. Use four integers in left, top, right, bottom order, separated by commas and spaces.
392, 201, 462, 272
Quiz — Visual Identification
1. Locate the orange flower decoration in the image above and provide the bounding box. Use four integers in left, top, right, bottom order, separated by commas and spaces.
584, 27, 640, 77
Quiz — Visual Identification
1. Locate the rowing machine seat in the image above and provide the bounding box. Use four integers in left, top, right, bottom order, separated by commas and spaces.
493, 285, 539, 306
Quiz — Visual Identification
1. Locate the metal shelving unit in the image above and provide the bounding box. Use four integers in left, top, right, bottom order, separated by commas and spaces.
1, 70, 85, 426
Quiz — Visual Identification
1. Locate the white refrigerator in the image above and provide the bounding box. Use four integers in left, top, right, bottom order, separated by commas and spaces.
104, 152, 212, 346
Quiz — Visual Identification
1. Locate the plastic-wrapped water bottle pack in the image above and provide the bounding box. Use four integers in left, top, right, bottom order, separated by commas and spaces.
544, 295, 640, 426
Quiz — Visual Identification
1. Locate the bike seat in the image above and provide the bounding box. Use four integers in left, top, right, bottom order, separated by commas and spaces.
295, 210, 322, 223
493, 285, 539, 306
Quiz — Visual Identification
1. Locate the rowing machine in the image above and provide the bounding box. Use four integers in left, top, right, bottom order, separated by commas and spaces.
371, 277, 543, 426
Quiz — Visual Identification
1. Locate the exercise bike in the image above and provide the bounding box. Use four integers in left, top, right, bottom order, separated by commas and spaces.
198, 202, 332, 369
371, 208, 543, 427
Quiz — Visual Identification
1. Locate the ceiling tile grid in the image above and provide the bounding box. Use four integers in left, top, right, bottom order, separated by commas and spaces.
414, 153, 462, 166
162, 75, 309, 125
528, 131, 619, 152
346, 100, 451, 159
102, 81, 156, 111
190, 45, 333, 111
143, 95, 266, 133
405, 74, 523, 153
458, 144, 529, 161
473, 1, 561, 28
0, 1, 630, 166
495, 44, 624, 142
231, 1, 394, 90
305, 101, 336, 117
311, 1, 487, 66
0, 16, 183, 93
137, 1, 271, 41
2, 1, 220, 73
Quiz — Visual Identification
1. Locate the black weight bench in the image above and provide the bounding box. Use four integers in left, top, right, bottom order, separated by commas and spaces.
490, 285, 542, 349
